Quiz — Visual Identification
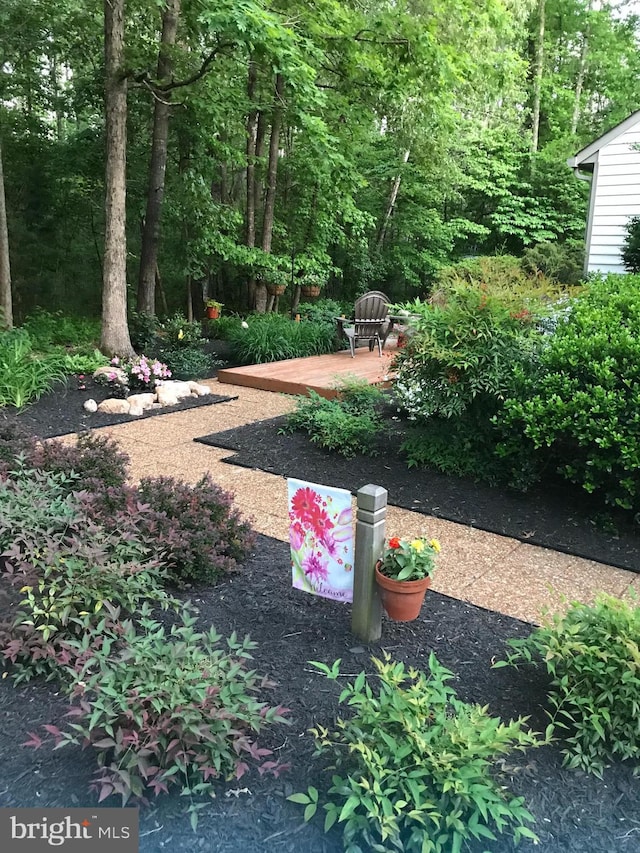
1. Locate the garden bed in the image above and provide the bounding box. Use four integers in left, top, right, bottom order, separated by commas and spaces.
0, 534, 637, 853
0, 376, 237, 438
196, 416, 640, 573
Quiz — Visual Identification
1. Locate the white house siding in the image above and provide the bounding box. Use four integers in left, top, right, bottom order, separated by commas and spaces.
587, 124, 640, 274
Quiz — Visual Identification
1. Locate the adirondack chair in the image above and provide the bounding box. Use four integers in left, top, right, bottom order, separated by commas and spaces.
338, 290, 392, 357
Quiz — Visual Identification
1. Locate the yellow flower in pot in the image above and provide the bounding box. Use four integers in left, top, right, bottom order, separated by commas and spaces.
375, 536, 440, 621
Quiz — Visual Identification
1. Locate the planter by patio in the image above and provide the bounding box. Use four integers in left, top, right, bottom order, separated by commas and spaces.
206, 306, 220, 320
375, 563, 431, 621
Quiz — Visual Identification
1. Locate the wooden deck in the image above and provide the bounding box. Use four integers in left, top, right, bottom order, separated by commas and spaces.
217, 347, 397, 398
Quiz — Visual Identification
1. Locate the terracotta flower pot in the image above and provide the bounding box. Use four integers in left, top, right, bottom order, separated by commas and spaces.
375, 564, 431, 622
206, 306, 220, 319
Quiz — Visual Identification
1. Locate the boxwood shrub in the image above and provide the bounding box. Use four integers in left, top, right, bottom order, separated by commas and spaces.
500, 274, 640, 511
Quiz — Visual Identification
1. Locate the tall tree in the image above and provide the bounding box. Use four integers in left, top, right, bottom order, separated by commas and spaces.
531, 0, 546, 155
101, 0, 134, 356
0, 141, 12, 328
137, 0, 181, 315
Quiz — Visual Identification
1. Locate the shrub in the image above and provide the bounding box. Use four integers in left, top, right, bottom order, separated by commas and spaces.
499, 274, 640, 511
522, 241, 584, 285
28, 606, 289, 816
298, 298, 345, 326
433, 255, 554, 294
291, 654, 544, 852
128, 311, 161, 351
161, 347, 215, 380
228, 313, 336, 364
135, 475, 255, 584
21, 311, 101, 350
621, 215, 640, 273
0, 328, 67, 409
284, 381, 384, 458
33, 432, 130, 491
0, 465, 169, 682
160, 312, 206, 349
203, 315, 244, 340
497, 594, 640, 776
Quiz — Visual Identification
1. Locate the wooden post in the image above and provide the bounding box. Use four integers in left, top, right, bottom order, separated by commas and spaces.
352, 484, 386, 642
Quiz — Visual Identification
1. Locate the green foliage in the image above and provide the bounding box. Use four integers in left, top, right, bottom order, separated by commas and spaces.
284, 381, 385, 458
60, 348, 109, 375
393, 283, 545, 422
21, 310, 101, 350
228, 313, 336, 364
621, 215, 640, 274
497, 594, 640, 777
297, 298, 345, 327
291, 654, 544, 852
500, 274, 640, 511
128, 311, 161, 352
45, 607, 289, 806
0, 328, 67, 409
160, 313, 206, 349
522, 241, 584, 286
161, 347, 215, 380
204, 315, 244, 340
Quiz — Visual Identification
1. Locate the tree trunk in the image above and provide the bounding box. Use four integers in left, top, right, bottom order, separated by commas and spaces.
101, 0, 134, 357
255, 73, 284, 314
376, 149, 410, 250
0, 141, 13, 329
137, 0, 181, 315
571, 2, 592, 137
245, 60, 259, 309
530, 0, 546, 156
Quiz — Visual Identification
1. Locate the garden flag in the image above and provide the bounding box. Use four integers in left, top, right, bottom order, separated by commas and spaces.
287, 478, 354, 602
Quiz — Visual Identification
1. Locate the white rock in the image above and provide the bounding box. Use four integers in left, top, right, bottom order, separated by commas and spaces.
83, 399, 98, 413
155, 385, 180, 407
187, 381, 211, 397
93, 365, 128, 385
126, 392, 156, 411
97, 398, 131, 414
156, 380, 192, 404
128, 405, 144, 417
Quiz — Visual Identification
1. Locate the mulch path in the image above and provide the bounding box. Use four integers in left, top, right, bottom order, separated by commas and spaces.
0, 391, 638, 852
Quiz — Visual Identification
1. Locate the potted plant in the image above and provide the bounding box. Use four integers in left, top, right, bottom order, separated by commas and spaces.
205, 299, 223, 320
300, 272, 326, 298
375, 536, 440, 621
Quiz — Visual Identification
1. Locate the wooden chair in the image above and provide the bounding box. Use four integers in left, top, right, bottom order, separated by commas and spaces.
338, 291, 391, 357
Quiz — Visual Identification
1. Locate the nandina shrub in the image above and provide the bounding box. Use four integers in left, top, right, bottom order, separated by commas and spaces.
0, 422, 37, 472
497, 594, 640, 777
291, 653, 545, 852
29, 607, 289, 818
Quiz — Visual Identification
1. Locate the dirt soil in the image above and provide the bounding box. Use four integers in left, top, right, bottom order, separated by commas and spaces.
0, 394, 638, 852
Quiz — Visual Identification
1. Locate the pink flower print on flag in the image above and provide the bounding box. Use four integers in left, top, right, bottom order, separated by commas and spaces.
291, 487, 321, 525
289, 521, 305, 551
302, 552, 328, 582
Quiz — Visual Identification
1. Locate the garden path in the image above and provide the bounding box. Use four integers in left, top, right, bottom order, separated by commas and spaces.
80, 381, 639, 625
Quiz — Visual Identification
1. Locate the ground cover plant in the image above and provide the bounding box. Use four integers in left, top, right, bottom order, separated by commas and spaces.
0, 327, 68, 409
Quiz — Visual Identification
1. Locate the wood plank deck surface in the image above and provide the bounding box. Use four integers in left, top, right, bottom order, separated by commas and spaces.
217, 347, 397, 398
